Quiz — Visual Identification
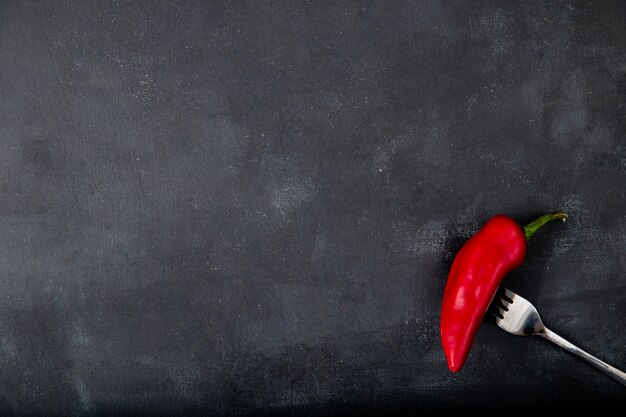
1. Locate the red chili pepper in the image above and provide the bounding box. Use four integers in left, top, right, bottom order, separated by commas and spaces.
440, 212, 568, 372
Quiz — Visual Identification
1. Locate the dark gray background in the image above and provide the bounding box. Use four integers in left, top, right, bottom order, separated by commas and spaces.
0, 0, 624, 415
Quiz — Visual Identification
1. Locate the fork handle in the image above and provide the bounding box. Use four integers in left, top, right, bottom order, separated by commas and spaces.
540, 328, 626, 386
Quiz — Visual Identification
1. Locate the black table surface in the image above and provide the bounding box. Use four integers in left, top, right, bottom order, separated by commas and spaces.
0, 1, 624, 415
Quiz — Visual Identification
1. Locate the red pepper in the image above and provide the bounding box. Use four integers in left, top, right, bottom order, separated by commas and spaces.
440, 212, 568, 372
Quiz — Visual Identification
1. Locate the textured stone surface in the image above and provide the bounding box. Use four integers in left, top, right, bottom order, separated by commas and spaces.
0, 1, 624, 415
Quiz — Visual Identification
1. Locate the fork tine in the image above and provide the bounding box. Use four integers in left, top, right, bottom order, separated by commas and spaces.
491, 304, 506, 317
502, 288, 516, 302
493, 293, 510, 309
496, 287, 513, 305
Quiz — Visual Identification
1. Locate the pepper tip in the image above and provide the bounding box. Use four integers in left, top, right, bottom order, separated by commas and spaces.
446, 358, 461, 372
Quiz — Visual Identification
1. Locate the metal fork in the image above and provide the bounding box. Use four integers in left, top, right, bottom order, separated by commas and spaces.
490, 288, 626, 386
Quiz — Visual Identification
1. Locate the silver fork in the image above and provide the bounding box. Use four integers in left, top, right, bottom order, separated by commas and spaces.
490, 288, 626, 386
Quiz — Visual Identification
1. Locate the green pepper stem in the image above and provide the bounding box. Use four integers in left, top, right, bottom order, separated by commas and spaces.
523, 212, 568, 241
